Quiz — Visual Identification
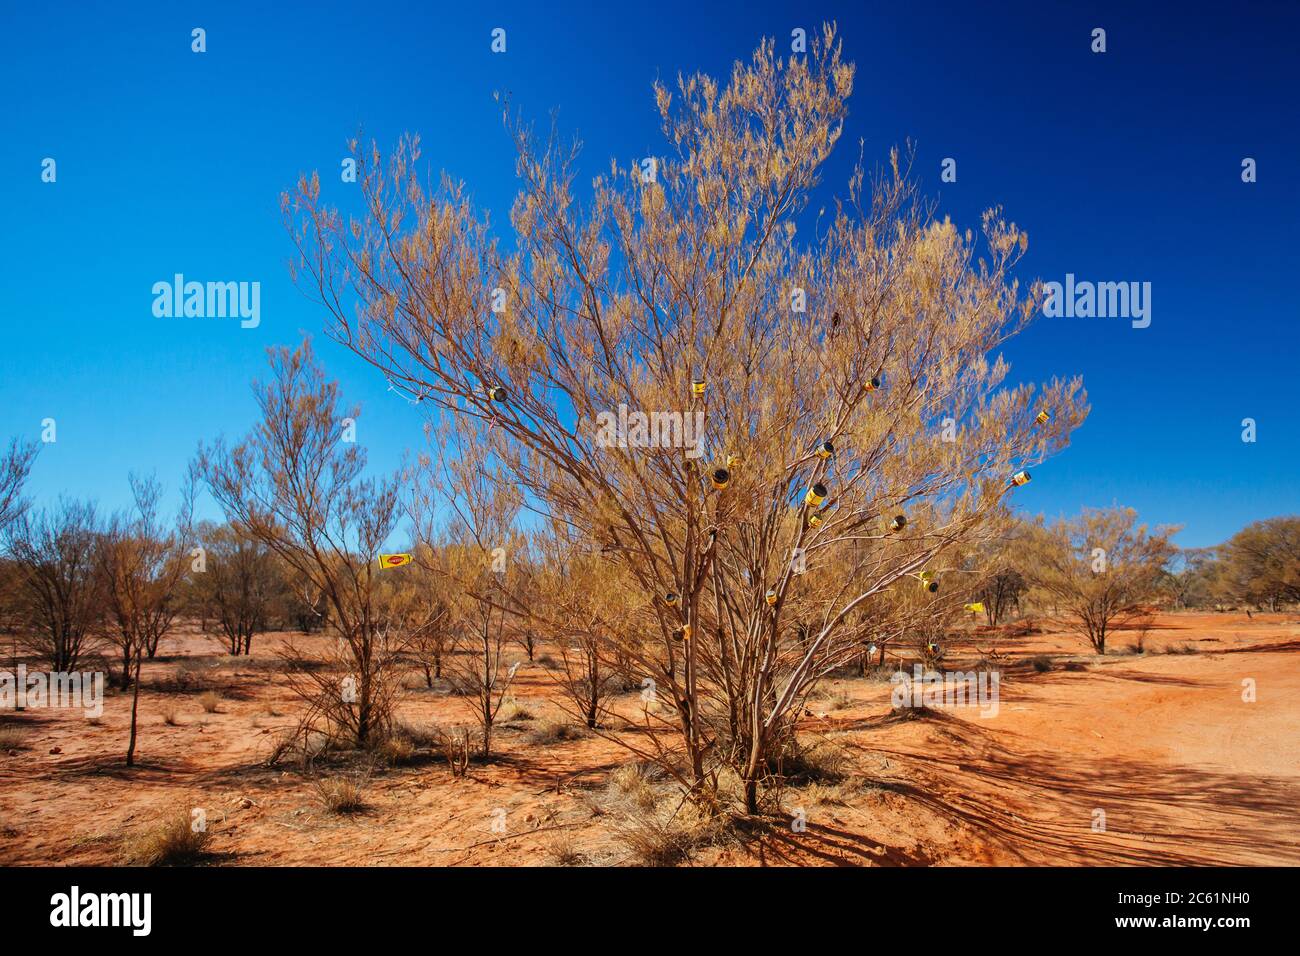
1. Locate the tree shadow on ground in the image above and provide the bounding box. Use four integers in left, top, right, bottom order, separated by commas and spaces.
846, 709, 1300, 865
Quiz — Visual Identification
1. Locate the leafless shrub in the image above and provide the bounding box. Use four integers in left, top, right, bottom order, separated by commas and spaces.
4, 498, 103, 671
199, 341, 406, 752
0, 438, 37, 531
189, 521, 286, 656
434, 726, 472, 778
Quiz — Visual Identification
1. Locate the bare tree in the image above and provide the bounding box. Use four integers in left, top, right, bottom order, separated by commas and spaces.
99, 473, 195, 691
412, 427, 524, 758
286, 26, 1088, 812
978, 568, 1027, 626
4, 499, 103, 671
199, 340, 404, 750
535, 523, 626, 729
0, 439, 38, 531
191, 521, 286, 655
96, 473, 195, 765
1161, 546, 1217, 609
1020, 507, 1177, 653
385, 542, 456, 686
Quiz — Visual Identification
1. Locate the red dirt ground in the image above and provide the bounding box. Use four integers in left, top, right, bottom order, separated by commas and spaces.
2, 612, 1297, 866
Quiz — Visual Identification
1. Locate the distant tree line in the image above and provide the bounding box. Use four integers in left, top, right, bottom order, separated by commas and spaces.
966, 508, 1300, 653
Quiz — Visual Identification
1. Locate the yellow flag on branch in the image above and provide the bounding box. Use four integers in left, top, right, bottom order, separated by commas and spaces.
965, 602, 985, 613
378, 553, 413, 570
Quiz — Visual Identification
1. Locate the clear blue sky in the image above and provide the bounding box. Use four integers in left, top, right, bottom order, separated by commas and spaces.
2, 0, 1296, 548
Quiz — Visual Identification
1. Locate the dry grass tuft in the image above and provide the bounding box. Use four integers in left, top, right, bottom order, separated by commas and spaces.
545, 832, 585, 866
607, 800, 723, 867
609, 761, 662, 811
314, 774, 368, 814
824, 689, 854, 711
498, 699, 537, 723
777, 738, 850, 786
392, 720, 443, 750
526, 719, 586, 746
375, 733, 416, 766
197, 691, 223, 714
121, 813, 212, 866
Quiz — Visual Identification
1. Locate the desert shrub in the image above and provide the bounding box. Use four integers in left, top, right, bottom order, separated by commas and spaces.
173, 659, 218, 691
375, 733, 416, 766
610, 760, 663, 790
799, 781, 852, 807
435, 726, 472, 778
1163, 642, 1197, 655
0, 725, 29, 750
526, 719, 586, 746
394, 721, 442, 749
1027, 655, 1053, 673
608, 761, 662, 811
199, 341, 405, 752
287, 25, 1088, 818
121, 813, 212, 866
1020, 507, 1176, 653
159, 702, 180, 726
198, 691, 222, 713
314, 774, 368, 814
497, 699, 536, 723
773, 738, 849, 786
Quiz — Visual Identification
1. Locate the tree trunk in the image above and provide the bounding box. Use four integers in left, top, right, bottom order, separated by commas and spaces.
125, 649, 143, 766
